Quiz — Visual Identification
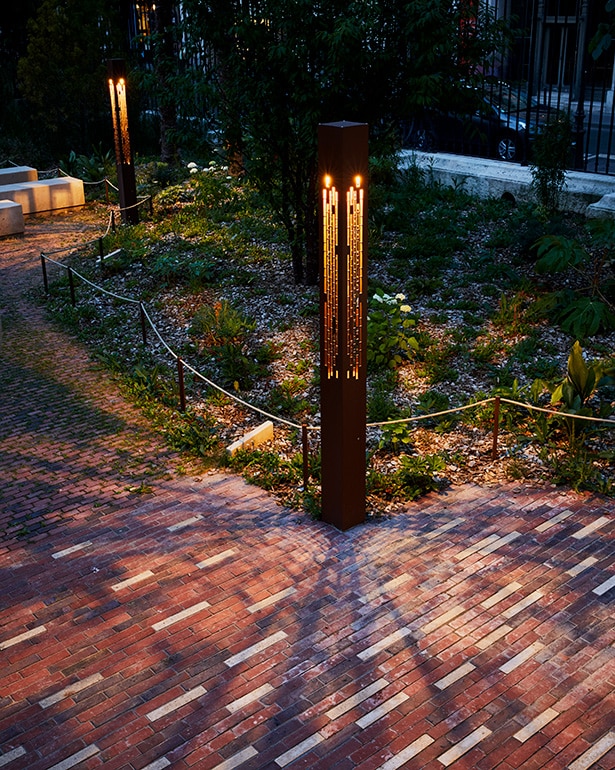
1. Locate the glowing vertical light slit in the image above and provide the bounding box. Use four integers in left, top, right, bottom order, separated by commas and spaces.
323, 183, 339, 378
117, 81, 132, 164
109, 81, 122, 167
346, 184, 363, 379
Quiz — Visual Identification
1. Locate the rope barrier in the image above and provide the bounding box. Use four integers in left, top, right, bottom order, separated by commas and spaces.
367, 399, 494, 428
39, 212, 614, 493
139, 304, 306, 429
42, 247, 615, 436
499, 397, 615, 426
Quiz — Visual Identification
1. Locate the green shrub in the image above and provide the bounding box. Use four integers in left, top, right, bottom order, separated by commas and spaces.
367, 290, 419, 370
189, 300, 255, 348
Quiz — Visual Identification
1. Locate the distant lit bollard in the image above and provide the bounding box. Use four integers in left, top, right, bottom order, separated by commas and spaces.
318, 121, 368, 530
107, 59, 138, 225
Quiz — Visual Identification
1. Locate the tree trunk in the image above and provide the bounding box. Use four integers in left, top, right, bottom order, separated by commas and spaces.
152, 0, 179, 164
304, 167, 319, 286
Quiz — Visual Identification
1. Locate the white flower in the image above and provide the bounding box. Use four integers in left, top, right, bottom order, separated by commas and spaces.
395, 293, 406, 301
190, 167, 198, 174
373, 293, 384, 303
400, 304, 412, 313
187, 162, 198, 169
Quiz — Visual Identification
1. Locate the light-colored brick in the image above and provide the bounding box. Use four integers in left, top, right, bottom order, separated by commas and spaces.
437, 726, 492, 766
146, 685, 207, 721
513, 708, 559, 742
499, 642, 545, 674
224, 630, 288, 668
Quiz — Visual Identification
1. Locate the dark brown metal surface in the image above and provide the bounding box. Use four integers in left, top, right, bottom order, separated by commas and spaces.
318, 122, 368, 531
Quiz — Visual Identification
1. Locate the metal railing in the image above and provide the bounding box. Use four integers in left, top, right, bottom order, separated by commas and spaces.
407, 0, 615, 175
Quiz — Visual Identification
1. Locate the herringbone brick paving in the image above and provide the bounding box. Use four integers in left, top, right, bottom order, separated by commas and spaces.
0, 211, 614, 769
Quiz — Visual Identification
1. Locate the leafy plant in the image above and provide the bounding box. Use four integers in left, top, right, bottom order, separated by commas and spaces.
415, 390, 457, 432
533, 225, 615, 337
190, 300, 256, 348
368, 371, 400, 422
367, 452, 446, 501
215, 343, 260, 390
150, 251, 218, 288
492, 288, 536, 334
530, 113, 572, 214
396, 453, 446, 498
228, 449, 300, 491
163, 411, 219, 457
268, 377, 310, 417
549, 341, 615, 434
367, 290, 419, 371
378, 420, 413, 452
60, 145, 115, 183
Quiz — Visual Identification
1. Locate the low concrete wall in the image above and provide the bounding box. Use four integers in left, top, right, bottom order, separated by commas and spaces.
400, 151, 615, 217
0, 177, 85, 214
0, 166, 38, 185
0, 200, 25, 237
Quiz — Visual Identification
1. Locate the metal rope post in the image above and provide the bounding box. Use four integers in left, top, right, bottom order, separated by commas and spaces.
177, 357, 186, 412
41, 255, 49, 294
139, 303, 147, 345
492, 396, 501, 460
68, 268, 76, 307
302, 424, 309, 489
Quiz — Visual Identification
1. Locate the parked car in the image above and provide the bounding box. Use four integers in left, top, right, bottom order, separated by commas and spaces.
402, 84, 555, 162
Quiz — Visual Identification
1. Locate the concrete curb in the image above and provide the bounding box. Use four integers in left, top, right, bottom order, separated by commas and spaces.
401, 150, 615, 217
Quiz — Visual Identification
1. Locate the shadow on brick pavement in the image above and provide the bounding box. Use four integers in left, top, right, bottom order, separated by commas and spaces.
0, 210, 614, 770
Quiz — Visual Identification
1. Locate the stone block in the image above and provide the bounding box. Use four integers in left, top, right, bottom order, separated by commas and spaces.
226, 421, 274, 456
0, 200, 25, 237
0, 177, 85, 214
586, 192, 615, 219
0, 166, 38, 185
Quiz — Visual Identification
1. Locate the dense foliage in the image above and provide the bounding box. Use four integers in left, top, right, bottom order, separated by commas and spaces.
41, 162, 615, 508
2, 1, 513, 279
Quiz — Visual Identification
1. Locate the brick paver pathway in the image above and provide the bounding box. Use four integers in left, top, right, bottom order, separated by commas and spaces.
1, 212, 614, 770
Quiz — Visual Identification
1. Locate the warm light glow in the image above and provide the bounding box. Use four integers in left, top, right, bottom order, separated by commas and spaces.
346, 184, 364, 379
109, 76, 132, 166
322, 184, 339, 379
354, 175, 362, 188
324, 174, 332, 188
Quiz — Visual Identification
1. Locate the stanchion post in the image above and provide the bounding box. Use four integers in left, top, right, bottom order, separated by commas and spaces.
492, 395, 501, 459
177, 357, 186, 412
105, 178, 110, 203
68, 268, 76, 307
111, 211, 116, 232
139, 303, 147, 345
302, 424, 309, 489
41, 254, 49, 294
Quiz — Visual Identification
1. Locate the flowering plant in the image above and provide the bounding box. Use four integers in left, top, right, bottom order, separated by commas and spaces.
367, 290, 419, 370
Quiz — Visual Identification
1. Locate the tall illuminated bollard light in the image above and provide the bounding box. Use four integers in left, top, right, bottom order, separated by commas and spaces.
108, 59, 138, 225
318, 121, 368, 530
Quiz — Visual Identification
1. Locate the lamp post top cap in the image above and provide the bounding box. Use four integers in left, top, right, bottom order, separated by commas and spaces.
319, 121, 367, 129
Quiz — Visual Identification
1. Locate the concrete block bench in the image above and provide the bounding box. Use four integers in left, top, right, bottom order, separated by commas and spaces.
0, 177, 85, 215
0, 200, 25, 237
0, 166, 38, 185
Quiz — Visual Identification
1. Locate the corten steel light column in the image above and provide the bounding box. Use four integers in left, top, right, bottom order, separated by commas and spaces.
318, 121, 368, 531
108, 59, 139, 225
